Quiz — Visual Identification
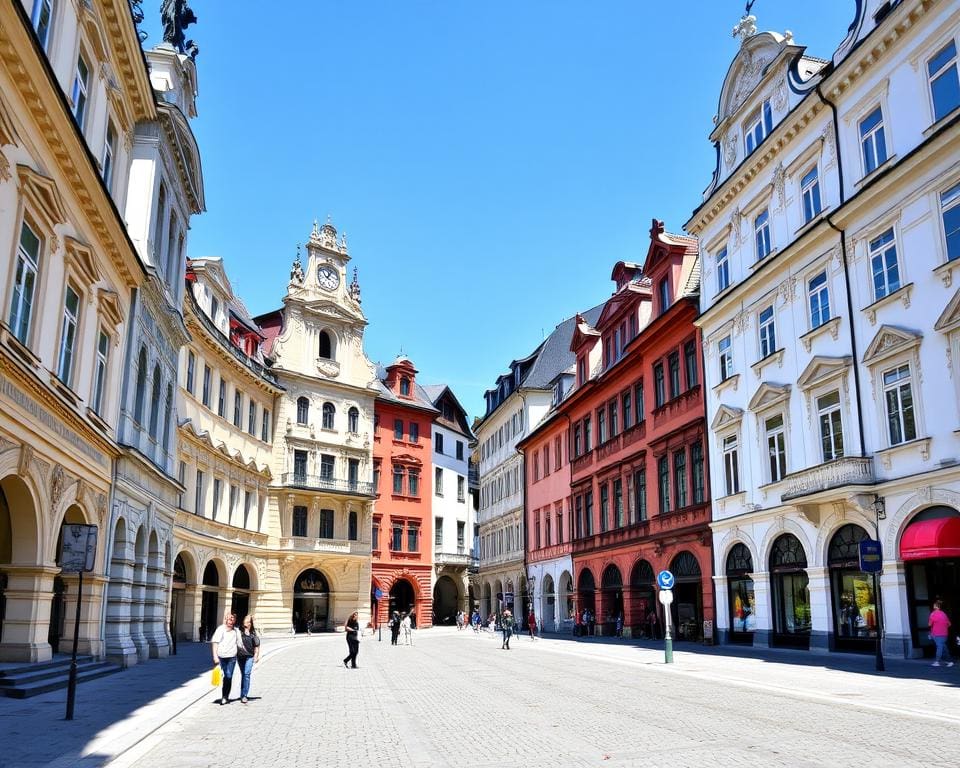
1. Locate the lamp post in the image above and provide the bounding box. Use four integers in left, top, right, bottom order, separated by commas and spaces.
872, 494, 886, 673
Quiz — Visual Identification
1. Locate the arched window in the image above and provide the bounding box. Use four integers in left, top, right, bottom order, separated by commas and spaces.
348, 407, 359, 434
162, 384, 173, 452
348, 510, 358, 541
296, 396, 309, 425
318, 330, 332, 359
399, 377, 410, 396
322, 402, 335, 430
134, 347, 147, 424
149, 364, 162, 438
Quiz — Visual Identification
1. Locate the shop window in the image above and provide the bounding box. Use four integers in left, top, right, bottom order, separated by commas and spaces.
770, 534, 811, 648
727, 543, 755, 641
828, 524, 877, 649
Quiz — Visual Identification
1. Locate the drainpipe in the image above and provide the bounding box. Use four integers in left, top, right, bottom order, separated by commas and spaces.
817, 83, 868, 458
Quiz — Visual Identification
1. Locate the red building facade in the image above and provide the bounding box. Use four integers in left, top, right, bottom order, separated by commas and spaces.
371, 357, 438, 627
563, 221, 713, 639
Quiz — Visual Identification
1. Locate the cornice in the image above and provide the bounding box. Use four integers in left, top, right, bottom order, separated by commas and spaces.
98, 0, 155, 122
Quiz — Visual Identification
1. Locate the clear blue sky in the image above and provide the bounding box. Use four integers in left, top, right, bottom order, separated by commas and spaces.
139, 1, 854, 422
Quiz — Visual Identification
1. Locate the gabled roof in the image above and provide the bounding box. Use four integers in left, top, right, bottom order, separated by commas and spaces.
423, 383, 475, 439
374, 364, 439, 414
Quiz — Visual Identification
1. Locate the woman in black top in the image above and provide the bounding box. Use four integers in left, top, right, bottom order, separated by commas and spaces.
389, 611, 401, 646
238, 614, 261, 703
343, 611, 361, 668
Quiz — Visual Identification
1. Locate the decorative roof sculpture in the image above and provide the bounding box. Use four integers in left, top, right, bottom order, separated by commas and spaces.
161, 0, 200, 60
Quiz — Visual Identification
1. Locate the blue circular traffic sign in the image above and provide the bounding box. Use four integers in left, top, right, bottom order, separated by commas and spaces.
657, 570, 675, 590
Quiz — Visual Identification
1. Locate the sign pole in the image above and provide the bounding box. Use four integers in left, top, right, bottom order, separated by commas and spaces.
874, 569, 884, 672
657, 570, 675, 664
65, 569, 82, 721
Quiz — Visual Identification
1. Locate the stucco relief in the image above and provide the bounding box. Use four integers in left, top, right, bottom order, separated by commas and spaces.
0, 151, 10, 182
723, 131, 738, 168
772, 161, 786, 209
729, 205, 742, 248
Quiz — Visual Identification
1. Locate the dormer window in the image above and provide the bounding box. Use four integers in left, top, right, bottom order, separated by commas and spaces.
744, 100, 773, 155
577, 356, 587, 387
399, 377, 410, 396
210, 296, 219, 324
658, 277, 671, 315
319, 330, 332, 359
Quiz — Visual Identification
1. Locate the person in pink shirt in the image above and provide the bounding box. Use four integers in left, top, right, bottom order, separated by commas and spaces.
928, 600, 954, 668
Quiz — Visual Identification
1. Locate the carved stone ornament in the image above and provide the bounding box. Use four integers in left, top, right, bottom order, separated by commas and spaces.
316, 359, 341, 378
729, 205, 743, 248
731, 48, 769, 113
18, 444, 34, 476
290, 245, 305, 284
772, 81, 788, 112
50, 464, 66, 511
777, 275, 798, 305
732, 13, 758, 45
772, 161, 786, 209
821, 124, 836, 163
0, 152, 10, 183
732, 311, 750, 336
724, 132, 739, 168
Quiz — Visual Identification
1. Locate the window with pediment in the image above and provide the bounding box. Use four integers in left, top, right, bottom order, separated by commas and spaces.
928, 40, 960, 122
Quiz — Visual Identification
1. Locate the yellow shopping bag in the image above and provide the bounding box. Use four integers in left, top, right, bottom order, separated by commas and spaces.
211, 664, 222, 687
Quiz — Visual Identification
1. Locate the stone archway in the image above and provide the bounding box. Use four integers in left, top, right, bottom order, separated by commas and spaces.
389, 577, 417, 626
200, 560, 221, 641
542, 574, 556, 631
231, 565, 252, 621
432, 575, 459, 625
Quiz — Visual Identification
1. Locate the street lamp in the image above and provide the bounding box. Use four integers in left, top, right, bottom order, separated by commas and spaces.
871, 494, 886, 672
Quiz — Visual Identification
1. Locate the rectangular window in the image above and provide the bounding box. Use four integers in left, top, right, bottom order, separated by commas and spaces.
555, 435, 562, 469
372, 523, 380, 550
408, 469, 420, 497
213, 478, 222, 518
870, 228, 901, 300
754, 209, 772, 260
457, 475, 465, 502
622, 390, 633, 430
817, 391, 845, 461
635, 382, 645, 423
102, 120, 117, 187
71, 53, 90, 128
584, 416, 592, 452
92, 329, 109, 414
435, 517, 443, 546
407, 524, 419, 552
9, 221, 41, 345
392, 525, 403, 551
664, 351, 679, 400
233, 390, 242, 428
722, 435, 740, 496
261, 409, 271, 442
634, 468, 647, 522
584, 490, 594, 536
456, 440, 464, 460
765, 414, 787, 483
573, 423, 582, 457
394, 419, 403, 440
883, 365, 917, 446
597, 408, 607, 445
435, 466, 443, 496
575, 495, 583, 539
654, 363, 666, 408
319, 509, 334, 539
808, 271, 830, 329
673, 449, 687, 509
320, 454, 334, 480
244, 490, 252, 529
801, 166, 822, 223
393, 466, 404, 495
194, 469, 204, 515
404, 421, 415, 442
435, 432, 444, 453
745, 100, 773, 154
719, 336, 733, 381
758, 305, 776, 359
348, 458, 360, 489
657, 456, 670, 514
293, 450, 308, 483
217, 379, 225, 417
599, 483, 608, 532
248, 400, 256, 435
684, 341, 698, 389
859, 107, 887, 175
535, 513, 541, 549
57, 285, 80, 384
614, 478, 624, 528
533, 452, 540, 481
228, 485, 238, 526
609, 400, 618, 437
457, 520, 465, 548
292, 505, 308, 537
716, 246, 730, 292
186, 351, 196, 394
543, 445, 551, 476
31, 0, 54, 50
928, 40, 960, 122
692, 441, 705, 504
942, 181, 960, 262
659, 278, 671, 314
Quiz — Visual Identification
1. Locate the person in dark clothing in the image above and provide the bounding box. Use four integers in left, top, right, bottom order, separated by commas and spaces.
343, 611, 360, 668
389, 611, 401, 645
501, 609, 515, 649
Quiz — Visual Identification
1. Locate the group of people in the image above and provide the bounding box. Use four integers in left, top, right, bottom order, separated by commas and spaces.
387, 611, 414, 645
211, 612, 261, 704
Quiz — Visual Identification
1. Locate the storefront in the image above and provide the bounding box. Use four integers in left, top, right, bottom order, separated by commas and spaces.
828, 524, 878, 653
900, 506, 960, 657
770, 534, 811, 649
670, 551, 703, 641
600, 564, 624, 634
629, 559, 655, 637
293, 568, 330, 633
577, 568, 596, 617
726, 543, 755, 644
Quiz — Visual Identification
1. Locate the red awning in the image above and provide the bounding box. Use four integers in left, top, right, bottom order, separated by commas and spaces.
899, 517, 960, 560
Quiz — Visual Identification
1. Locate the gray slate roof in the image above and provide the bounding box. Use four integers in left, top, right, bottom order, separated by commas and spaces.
521, 303, 604, 389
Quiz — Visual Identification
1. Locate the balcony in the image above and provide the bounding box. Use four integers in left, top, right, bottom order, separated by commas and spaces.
281, 473, 375, 497
434, 546, 477, 568
279, 536, 369, 555
781, 457, 875, 501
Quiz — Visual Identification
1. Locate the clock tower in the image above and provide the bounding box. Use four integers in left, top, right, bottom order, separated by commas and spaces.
254, 219, 378, 633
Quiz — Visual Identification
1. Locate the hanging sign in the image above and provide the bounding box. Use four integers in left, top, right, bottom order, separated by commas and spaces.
59, 524, 97, 573
858, 540, 883, 573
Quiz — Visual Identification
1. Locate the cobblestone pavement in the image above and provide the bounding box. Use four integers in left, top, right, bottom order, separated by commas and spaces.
104, 628, 960, 768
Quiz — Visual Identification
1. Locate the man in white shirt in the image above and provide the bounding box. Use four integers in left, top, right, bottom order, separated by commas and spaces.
211, 612, 240, 704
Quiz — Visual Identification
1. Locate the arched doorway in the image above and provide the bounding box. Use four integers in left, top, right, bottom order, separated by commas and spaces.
559, 571, 574, 625
432, 575, 459, 625
828, 524, 877, 652
389, 577, 416, 626
293, 568, 330, 633
629, 559, 655, 637
482, 582, 491, 619
577, 568, 596, 634
232, 565, 252, 620
49, 526, 67, 654
200, 561, 220, 641
899, 505, 960, 656
600, 564, 623, 635
726, 543, 755, 644
504, 579, 515, 614
542, 574, 556, 631
0, 474, 42, 661
171, 554, 187, 643
770, 534, 811, 649
670, 551, 703, 641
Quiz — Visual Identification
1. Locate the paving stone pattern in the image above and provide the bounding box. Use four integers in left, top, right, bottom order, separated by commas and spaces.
110, 629, 960, 768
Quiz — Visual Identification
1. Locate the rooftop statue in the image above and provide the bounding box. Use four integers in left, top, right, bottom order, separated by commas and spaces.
161, 0, 200, 60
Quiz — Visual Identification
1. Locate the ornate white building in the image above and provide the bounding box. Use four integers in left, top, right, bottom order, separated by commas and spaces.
255, 221, 378, 632
689, 1, 960, 658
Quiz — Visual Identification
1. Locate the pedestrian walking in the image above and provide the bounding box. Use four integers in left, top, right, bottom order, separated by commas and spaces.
647, 609, 659, 640
237, 614, 261, 703
211, 611, 241, 705
343, 611, 361, 669
527, 608, 537, 640
929, 600, 954, 667
389, 611, 401, 646
471, 609, 481, 633
615, 613, 624, 638
501, 609, 515, 649
401, 611, 413, 645
456, 610, 464, 630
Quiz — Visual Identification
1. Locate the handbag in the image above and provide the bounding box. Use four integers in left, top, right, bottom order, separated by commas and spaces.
211, 665, 222, 687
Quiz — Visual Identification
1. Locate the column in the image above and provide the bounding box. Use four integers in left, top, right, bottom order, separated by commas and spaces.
59, 573, 107, 657
713, 575, 730, 645
0, 565, 59, 662
880, 561, 913, 658
144, 555, 169, 658
751, 572, 772, 648
105, 539, 138, 667
807, 566, 831, 652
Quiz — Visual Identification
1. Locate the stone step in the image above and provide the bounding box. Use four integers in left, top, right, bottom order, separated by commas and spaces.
0, 655, 94, 678
0, 660, 122, 698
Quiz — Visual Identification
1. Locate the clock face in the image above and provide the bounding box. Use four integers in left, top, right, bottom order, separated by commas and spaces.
317, 265, 340, 291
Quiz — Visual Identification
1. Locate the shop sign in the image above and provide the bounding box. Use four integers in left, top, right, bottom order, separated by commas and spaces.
858, 540, 882, 573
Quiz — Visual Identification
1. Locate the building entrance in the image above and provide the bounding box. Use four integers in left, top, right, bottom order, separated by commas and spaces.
389, 578, 415, 626
293, 568, 330, 633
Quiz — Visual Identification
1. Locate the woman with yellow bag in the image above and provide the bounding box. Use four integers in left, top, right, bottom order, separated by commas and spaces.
211, 612, 241, 704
